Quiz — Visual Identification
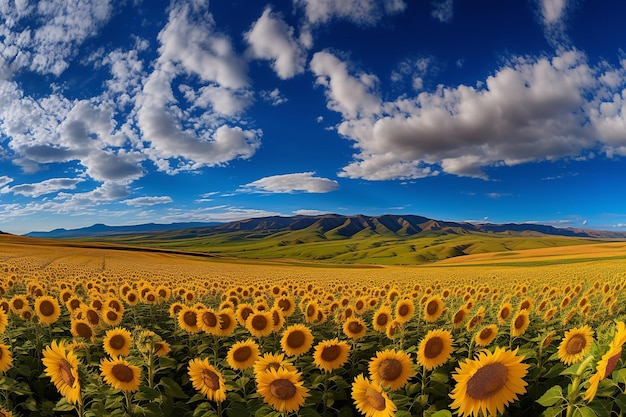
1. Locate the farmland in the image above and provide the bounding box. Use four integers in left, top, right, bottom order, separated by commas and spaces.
0, 234, 625, 416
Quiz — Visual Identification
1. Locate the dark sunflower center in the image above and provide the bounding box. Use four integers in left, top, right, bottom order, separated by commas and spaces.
514, 315, 526, 329
348, 321, 363, 334
251, 315, 268, 330
307, 305, 316, 317
376, 314, 389, 326
321, 345, 341, 362
272, 311, 281, 326
565, 334, 587, 354
466, 362, 508, 400
365, 387, 386, 411
454, 310, 466, 324
356, 301, 364, 310
398, 304, 409, 316
159, 289, 167, 298
270, 378, 296, 400
604, 350, 622, 378
267, 362, 281, 372
287, 331, 305, 348
479, 328, 493, 340
233, 346, 252, 362
39, 300, 55, 316
426, 300, 438, 315
219, 314, 232, 329
500, 308, 510, 320
128, 293, 137, 302
202, 369, 220, 390
106, 311, 119, 322
147, 294, 155, 302
240, 307, 253, 321
424, 337, 444, 359
202, 311, 218, 327
520, 300, 530, 310
109, 334, 126, 350
183, 311, 197, 326
112, 364, 134, 383
13, 299, 23, 309
59, 359, 76, 387
378, 358, 402, 381
75, 322, 92, 338
278, 299, 291, 311
87, 310, 99, 325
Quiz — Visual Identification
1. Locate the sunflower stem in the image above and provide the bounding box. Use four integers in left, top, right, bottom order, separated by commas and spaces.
565, 355, 595, 417
124, 390, 132, 415
420, 365, 427, 394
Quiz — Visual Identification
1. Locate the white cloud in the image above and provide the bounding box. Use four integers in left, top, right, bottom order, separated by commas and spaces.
123, 196, 173, 206
541, 0, 566, 25
0, 176, 12, 187
312, 49, 626, 181
294, 0, 406, 25
431, 0, 454, 23
3, 177, 84, 198
294, 209, 329, 216
245, 7, 307, 79
242, 172, 339, 193
135, 0, 261, 173
0, 0, 113, 76
260, 88, 288, 106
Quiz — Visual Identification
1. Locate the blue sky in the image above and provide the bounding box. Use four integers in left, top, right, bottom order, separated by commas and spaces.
1, 0, 626, 235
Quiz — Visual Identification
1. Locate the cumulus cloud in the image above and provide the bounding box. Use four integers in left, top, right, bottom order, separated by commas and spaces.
0, 176, 12, 187
242, 172, 339, 193
294, 0, 406, 25
0, 0, 113, 76
260, 88, 288, 106
311, 49, 626, 180
3, 177, 84, 198
123, 196, 173, 206
245, 7, 307, 79
136, 0, 261, 173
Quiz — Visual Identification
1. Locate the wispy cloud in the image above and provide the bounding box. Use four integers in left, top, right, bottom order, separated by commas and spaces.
3, 177, 84, 198
242, 172, 339, 193
123, 196, 173, 207
431, 0, 454, 23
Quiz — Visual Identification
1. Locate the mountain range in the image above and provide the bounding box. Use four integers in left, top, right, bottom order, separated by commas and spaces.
24, 214, 626, 239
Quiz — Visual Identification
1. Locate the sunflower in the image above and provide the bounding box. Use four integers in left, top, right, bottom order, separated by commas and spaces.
100, 356, 141, 392
368, 349, 414, 390
466, 307, 485, 332
102, 308, 123, 327
557, 325, 594, 366
9, 295, 29, 315
82, 306, 101, 327
275, 296, 296, 316
236, 303, 255, 326
584, 321, 626, 402
394, 299, 415, 324
34, 296, 61, 325
256, 368, 308, 413
216, 309, 237, 336
372, 306, 392, 333
178, 306, 200, 334
169, 302, 184, 319
304, 301, 319, 324
42, 340, 81, 404
497, 302, 513, 324
281, 324, 314, 357
474, 325, 499, 347
518, 297, 533, 312
198, 308, 220, 335
417, 329, 454, 370
0, 343, 12, 373
510, 309, 530, 337
70, 319, 95, 341
188, 358, 227, 402
385, 319, 402, 339
245, 311, 274, 337
449, 347, 529, 417
226, 339, 260, 370
343, 317, 367, 340
351, 374, 397, 417
254, 352, 296, 376
313, 339, 350, 372
452, 306, 469, 329
0, 309, 8, 333
103, 327, 133, 357
423, 296, 444, 322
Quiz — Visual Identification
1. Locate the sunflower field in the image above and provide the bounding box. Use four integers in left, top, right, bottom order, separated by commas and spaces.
0, 240, 625, 417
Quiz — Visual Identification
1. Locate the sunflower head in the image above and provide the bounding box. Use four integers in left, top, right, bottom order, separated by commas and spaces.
510, 309, 530, 337
557, 325, 594, 366
423, 296, 444, 322
103, 327, 133, 357
450, 347, 529, 417
35, 296, 61, 325
351, 374, 397, 417
188, 358, 227, 402
372, 305, 392, 333
42, 340, 81, 404
253, 352, 296, 377
100, 356, 141, 392
394, 299, 415, 324
281, 324, 314, 357
343, 317, 367, 340
226, 339, 260, 370
245, 311, 273, 338
475, 325, 499, 348
0, 343, 13, 374
417, 328, 454, 370
368, 349, 414, 390
313, 339, 350, 372
256, 367, 309, 413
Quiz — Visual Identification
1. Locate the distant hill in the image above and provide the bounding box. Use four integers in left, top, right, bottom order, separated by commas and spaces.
20, 214, 626, 265
25, 222, 221, 239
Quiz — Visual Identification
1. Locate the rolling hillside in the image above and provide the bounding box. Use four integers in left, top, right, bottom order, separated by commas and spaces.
26, 214, 626, 265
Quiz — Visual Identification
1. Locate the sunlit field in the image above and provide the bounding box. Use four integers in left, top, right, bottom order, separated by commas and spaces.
0, 235, 625, 417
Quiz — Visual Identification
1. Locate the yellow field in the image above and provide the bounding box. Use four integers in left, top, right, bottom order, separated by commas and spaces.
0, 234, 625, 417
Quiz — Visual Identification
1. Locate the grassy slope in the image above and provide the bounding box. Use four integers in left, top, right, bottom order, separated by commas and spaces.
76, 228, 605, 265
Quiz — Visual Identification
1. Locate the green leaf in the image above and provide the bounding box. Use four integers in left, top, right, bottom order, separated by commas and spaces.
542, 405, 564, 417
536, 385, 563, 407
573, 405, 598, 417
395, 411, 413, 417
543, 363, 566, 379
614, 368, 626, 385
136, 385, 161, 401
159, 377, 188, 399
615, 393, 626, 412
53, 398, 76, 412
430, 411, 453, 417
